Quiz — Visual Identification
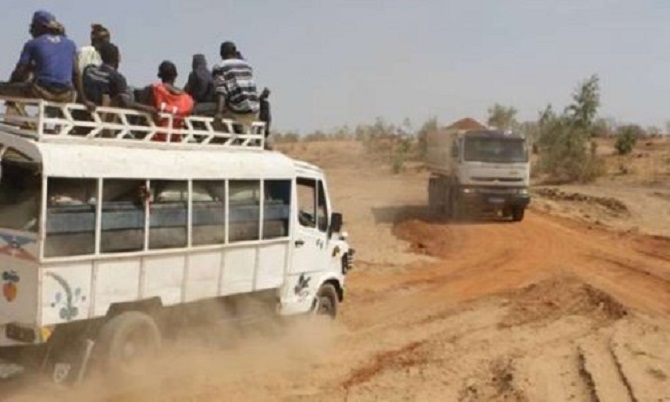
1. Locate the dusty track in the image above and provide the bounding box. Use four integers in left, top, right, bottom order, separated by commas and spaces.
3, 145, 670, 401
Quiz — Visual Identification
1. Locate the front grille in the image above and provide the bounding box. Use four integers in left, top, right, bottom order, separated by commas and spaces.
342, 250, 355, 274
471, 177, 524, 183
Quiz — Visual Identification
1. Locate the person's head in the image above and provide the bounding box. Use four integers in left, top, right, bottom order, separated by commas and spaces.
158, 61, 178, 84
192, 54, 207, 70
29, 10, 58, 38
90, 23, 111, 48
98, 42, 120, 69
220, 41, 237, 60
260, 87, 270, 99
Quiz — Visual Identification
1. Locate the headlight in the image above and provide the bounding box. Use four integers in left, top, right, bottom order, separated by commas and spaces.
462, 187, 475, 194
518, 188, 529, 195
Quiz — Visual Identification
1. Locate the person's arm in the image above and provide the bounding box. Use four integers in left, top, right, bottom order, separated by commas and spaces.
10, 41, 35, 82
112, 74, 158, 120
74, 57, 96, 112
214, 92, 226, 119
184, 72, 195, 96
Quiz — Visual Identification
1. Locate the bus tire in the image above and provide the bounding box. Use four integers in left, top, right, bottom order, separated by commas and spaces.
314, 284, 338, 319
95, 311, 162, 376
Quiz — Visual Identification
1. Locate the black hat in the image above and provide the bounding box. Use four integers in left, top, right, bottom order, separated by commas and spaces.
220, 41, 237, 57
158, 60, 178, 80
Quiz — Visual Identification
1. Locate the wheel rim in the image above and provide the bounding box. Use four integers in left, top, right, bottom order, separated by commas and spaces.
119, 326, 156, 369
316, 295, 334, 317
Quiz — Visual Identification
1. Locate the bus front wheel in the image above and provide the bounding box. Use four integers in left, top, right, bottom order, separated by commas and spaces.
314, 284, 338, 319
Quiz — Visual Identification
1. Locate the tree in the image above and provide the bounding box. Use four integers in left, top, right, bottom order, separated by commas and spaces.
416, 117, 438, 160
614, 125, 642, 155
566, 74, 600, 132
487, 104, 518, 130
646, 125, 661, 138
536, 75, 604, 183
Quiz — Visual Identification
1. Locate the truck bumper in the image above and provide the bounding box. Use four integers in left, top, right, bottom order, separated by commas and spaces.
459, 187, 530, 209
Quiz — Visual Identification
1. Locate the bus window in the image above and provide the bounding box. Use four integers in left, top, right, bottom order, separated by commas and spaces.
192, 180, 225, 246
149, 180, 188, 249
297, 178, 316, 229
317, 181, 329, 232
229, 180, 260, 242
45, 178, 97, 257
263, 180, 291, 239
101, 179, 146, 253
0, 160, 40, 232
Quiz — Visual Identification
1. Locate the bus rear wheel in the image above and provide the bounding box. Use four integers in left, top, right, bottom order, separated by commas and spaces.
95, 311, 162, 377
314, 284, 338, 319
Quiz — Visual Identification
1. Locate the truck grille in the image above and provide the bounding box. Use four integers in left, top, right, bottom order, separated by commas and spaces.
471, 177, 524, 183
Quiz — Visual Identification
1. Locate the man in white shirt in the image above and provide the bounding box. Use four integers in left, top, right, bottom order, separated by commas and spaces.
77, 24, 110, 73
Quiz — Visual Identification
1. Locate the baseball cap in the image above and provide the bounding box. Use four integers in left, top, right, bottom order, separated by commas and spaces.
32, 10, 56, 27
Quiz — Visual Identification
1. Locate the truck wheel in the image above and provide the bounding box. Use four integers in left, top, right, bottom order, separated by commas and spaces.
511, 207, 525, 222
95, 311, 162, 376
314, 284, 338, 319
450, 193, 465, 221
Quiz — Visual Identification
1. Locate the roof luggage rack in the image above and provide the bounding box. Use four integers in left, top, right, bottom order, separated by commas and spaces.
0, 97, 266, 149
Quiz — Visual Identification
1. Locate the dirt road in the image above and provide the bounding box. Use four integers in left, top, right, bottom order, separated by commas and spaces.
4, 143, 670, 401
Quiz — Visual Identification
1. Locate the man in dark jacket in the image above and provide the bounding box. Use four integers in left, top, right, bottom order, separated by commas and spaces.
184, 54, 214, 104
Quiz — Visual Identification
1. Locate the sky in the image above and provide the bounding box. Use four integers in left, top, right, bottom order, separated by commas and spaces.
1, 0, 670, 133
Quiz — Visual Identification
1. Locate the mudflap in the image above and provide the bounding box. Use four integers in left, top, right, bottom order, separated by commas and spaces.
44, 338, 95, 385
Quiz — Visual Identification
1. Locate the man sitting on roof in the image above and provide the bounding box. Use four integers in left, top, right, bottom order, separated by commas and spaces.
143, 61, 194, 142
81, 42, 156, 116
0, 10, 82, 103
212, 41, 259, 129
78, 24, 111, 75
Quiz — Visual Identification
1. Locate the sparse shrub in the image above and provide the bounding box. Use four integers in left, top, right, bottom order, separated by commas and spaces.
614, 125, 641, 155
390, 136, 413, 174
536, 75, 604, 183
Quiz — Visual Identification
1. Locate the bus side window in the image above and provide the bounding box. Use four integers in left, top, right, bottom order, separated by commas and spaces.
101, 179, 146, 253
263, 180, 291, 239
296, 178, 316, 229
192, 180, 225, 246
148, 180, 188, 250
229, 180, 260, 242
317, 181, 329, 233
45, 178, 97, 257
0, 160, 40, 232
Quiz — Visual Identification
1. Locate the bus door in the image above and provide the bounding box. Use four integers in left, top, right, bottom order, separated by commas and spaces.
291, 177, 329, 275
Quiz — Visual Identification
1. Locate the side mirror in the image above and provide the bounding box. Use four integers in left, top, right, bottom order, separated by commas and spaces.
330, 212, 343, 234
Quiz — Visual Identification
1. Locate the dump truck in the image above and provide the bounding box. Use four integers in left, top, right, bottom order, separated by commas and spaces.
426, 122, 530, 221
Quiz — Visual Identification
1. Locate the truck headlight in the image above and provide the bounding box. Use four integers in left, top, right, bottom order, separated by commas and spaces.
462, 187, 475, 194
517, 188, 529, 195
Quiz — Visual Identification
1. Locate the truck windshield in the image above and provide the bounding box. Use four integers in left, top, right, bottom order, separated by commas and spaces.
0, 160, 41, 232
463, 138, 528, 163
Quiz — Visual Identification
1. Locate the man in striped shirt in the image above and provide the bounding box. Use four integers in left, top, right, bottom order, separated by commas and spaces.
212, 41, 259, 125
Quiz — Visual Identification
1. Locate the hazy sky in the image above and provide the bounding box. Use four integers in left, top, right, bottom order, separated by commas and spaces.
1, 1, 669, 133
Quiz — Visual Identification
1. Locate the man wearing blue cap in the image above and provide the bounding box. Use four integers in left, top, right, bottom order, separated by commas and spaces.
0, 10, 81, 102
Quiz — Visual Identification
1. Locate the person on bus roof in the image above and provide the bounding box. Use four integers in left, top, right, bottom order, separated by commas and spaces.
0, 10, 83, 103
143, 61, 194, 141
184, 54, 214, 104
78, 24, 111, 74
212, 41, 259, 125
81, 42, 156, 117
